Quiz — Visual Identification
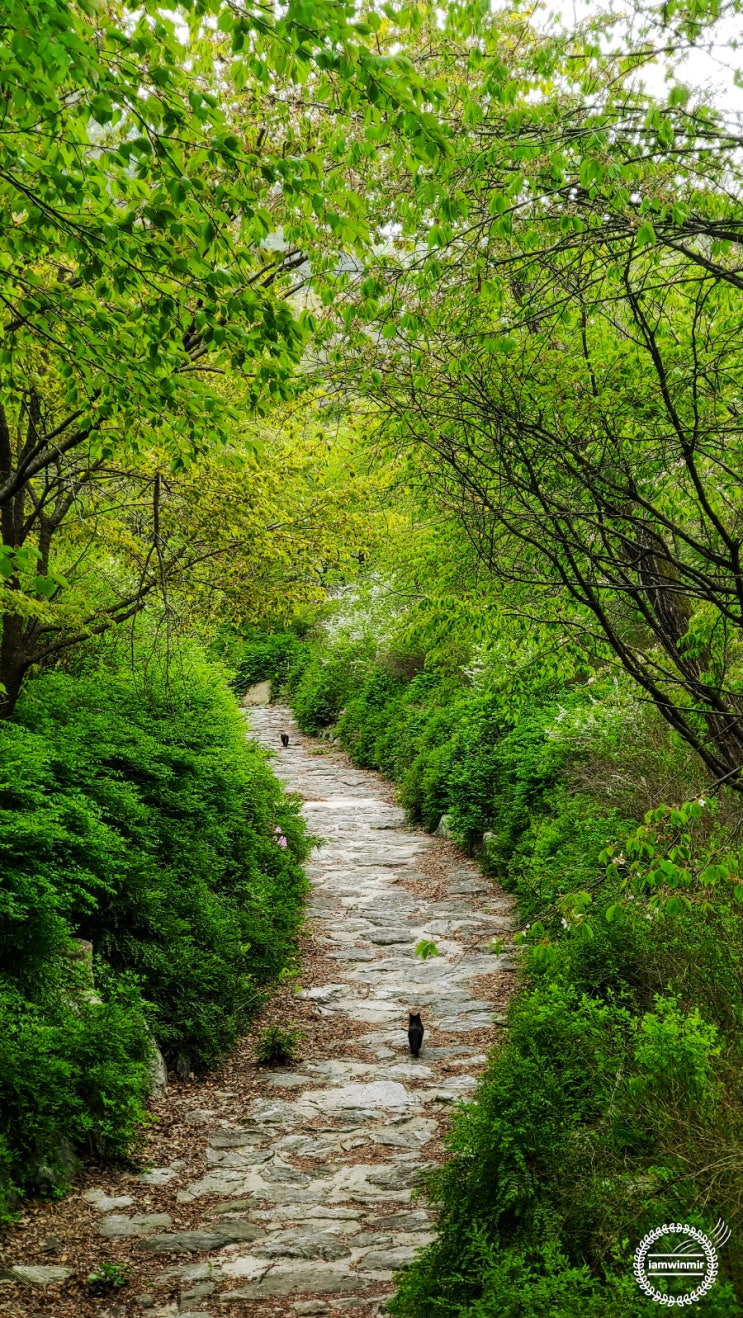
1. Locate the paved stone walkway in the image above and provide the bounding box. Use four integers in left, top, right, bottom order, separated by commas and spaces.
5, 705, 516, 1318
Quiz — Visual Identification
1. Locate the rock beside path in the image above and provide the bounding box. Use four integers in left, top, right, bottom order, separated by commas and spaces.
7, 1264, 74, 1285
98, 1213, 172, 1238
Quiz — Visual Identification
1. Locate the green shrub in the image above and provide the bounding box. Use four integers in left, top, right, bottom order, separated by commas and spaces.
0, 979, 151, 1209
87, 1261, 130, 1292
254, 1023, 304, 1065
390, 973, 741, 1316
7, 649, 309, 1065
291, 642, 373, 733
394, 1237, 668, 1318
228, 629, 309, 693
0, 636, 310, 1207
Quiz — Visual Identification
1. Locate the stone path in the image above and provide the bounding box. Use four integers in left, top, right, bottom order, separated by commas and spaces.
3, 705, 516, 1318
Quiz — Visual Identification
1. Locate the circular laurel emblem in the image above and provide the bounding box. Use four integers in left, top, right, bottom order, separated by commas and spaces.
633, 1223, 718, 1306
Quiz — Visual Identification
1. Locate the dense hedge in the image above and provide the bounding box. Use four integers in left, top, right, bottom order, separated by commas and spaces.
254, 625, 743, 1314
285, 641, 632, 915
0, 640, 308, 1211
220, 626, 310, 695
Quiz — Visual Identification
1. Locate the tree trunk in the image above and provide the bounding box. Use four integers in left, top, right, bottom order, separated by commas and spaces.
0, 396, 32, 717
0, 613, 29, 718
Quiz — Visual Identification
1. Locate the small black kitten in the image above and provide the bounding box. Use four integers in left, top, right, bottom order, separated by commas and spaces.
408, 1010, 424, 1058
280, 733, 289, 747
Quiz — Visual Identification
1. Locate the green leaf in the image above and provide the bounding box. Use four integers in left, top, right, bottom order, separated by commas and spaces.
636, 222, 656, 248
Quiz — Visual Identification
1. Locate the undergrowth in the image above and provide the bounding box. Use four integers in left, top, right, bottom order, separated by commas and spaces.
0, 634, 309, 1214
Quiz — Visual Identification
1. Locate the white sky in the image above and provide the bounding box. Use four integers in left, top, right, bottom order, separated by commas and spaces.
542, 0, 743, 113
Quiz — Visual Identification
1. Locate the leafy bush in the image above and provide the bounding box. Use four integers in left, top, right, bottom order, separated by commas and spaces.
0, 636, 309, 1209
87, 1261, 130, 1292
290, 641, 373, 733
390, 968, 741, 1316
429, 1240, 654, 1318
0, 979, 151, 1211
254, 1023, 304, 1065
227, 628, 309, 694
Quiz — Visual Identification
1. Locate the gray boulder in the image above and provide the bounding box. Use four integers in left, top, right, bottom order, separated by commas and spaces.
147, 1038, 168, 1098
9, 1264, 73, 1285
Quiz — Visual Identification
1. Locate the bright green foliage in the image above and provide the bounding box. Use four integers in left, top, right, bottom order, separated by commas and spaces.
0, 976, 151, 1207
0, 0, 451, 716
332, 0, 743, 791
1, 0, 446, 449
0, 636, 308, 1209
415, 939, 439, 960
289, 641, 374, 734
3, 644, 309, 1061
254, 1024, 304, 1066
390, 978, 741, 1315
5, 0, 743, 1296
416, 1241, 654, 1318
602, 800, 743, 917
390, 889, 743, 1315
220, 628, 310, 694
296, 640, 632, 909
87, 1261, 130, 1293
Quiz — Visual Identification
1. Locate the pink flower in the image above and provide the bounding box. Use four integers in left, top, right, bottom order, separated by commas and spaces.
274, 826, 282, 834
278, 836, 288, 848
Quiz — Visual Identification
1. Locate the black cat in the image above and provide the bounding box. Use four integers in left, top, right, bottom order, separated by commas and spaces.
280, 733, 289, 747
408, 1010, 424, 1058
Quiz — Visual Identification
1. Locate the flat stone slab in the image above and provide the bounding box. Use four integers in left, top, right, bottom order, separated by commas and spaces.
179, 1170, 257, 1200
83, 1189, 134, 1211
9, 1264, 74, 1285
254, 1229, 352, 1261
367, 928, 415, 944
205, 1198, 255, 1217
221, 1264, 367, 1299
206, 1147, 273, 1168
301, 1081, 415, 1111
135, 1167, 177, 1186
247, 1100, 304, 1126
372, 1210, 431, 1230
264, 1072, 314, 1088
139, 1221, 265, 1252
360, 1245, 421, 1270
99, 1212, 172, 1238
253, 1205, 360, 1224
208, 1130, 264, 1149
365, 1163, 426, 1190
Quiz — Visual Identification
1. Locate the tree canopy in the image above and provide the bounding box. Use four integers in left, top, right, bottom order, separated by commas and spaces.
6, 0, 743, 780
0, 0, 446, 710
328, 0, 743, 791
